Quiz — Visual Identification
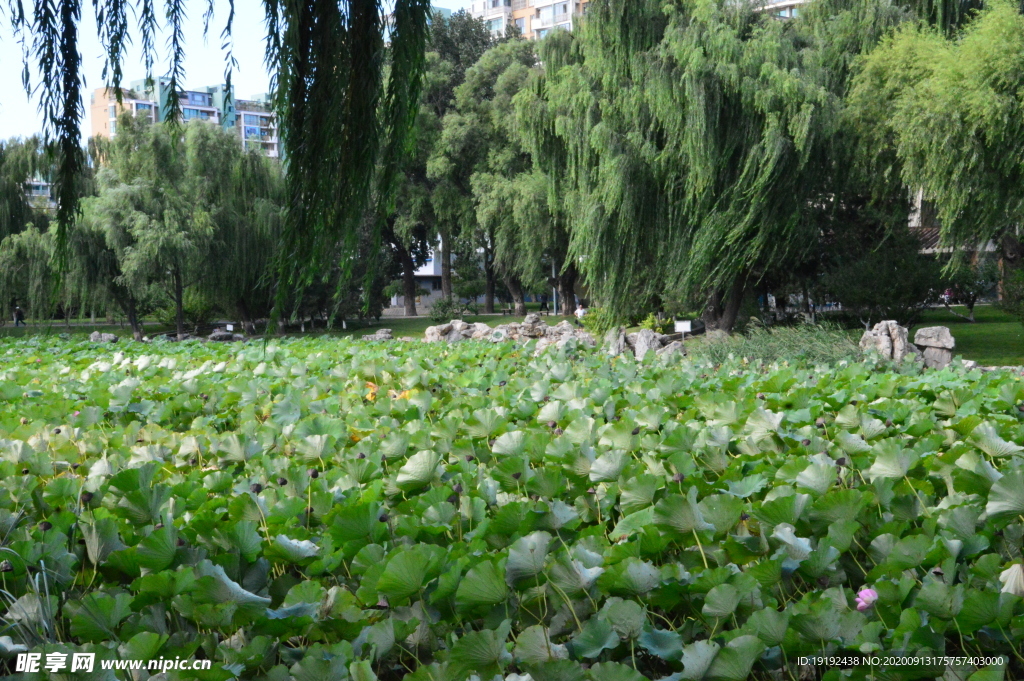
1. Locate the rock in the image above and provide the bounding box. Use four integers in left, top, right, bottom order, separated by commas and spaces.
471, 323, 492, 339
633, 328, 661, 361
961, 359, 979, 370
437, 323, 453, 336
424, 326, 442, 343
860, 320, 913, 361
914, 326, 955, 349
490, 328, 510, 342
533, 337, 553, 355
604, 327, 626, 356
361, 328, 392, 341
398, 336, 417, 342
625, 332, 638, 349
657, 340, 686, 358
523, 313, 541, 326
89, 331, 118, 343
450, 320, 468, 333
445, 327, 466, 343
922, 346, 953, 370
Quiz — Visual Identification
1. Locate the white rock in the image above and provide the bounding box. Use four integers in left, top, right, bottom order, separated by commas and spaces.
914, 326, 955, 349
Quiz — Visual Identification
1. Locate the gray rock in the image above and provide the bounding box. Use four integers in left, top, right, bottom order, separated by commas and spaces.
445, 327, 466, 343
886, 321, 912, 363
922, 346, 953, 369
860, 320, 900, 359
657, 340, 686, 358
533, 337, 553, 355
470, 323, 492, 339
490, 328, 510, 342
89, 331, 118, 343
361, 328, 392, 341
523, 313, 541, 326
961, 359, 979, 370
633, 328, 661, 361
424, 326, 442, 343
914, 326, 955, 349
604, 327, 626, 356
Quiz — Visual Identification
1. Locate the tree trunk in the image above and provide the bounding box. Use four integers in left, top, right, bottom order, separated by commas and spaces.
505, 275, 527, 316
237, 298, 257, 334
173, 268, 185, 340
125, 298, 143, 341
483, 236, 496, 314
702, 279, 746, 333
400, 245, 418, 317
440, 236, 453, 300
556, 262, 578, 316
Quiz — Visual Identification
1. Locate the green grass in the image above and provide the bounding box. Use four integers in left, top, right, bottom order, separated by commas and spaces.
912, 304, 1024, 366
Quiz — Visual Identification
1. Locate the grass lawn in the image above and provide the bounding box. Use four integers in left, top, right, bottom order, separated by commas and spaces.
912, 305, 1024, 366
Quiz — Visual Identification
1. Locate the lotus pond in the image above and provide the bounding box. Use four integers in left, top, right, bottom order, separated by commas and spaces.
0, 336, 1023, 681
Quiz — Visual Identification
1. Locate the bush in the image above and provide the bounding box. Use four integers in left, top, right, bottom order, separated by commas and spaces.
428, 297, 477, 323
639, 313, 674, 335
689, 322, 860, 365
580, 307, 617, 336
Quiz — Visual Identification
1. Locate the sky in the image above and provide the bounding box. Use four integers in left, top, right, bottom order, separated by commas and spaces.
0, 0, 467, 141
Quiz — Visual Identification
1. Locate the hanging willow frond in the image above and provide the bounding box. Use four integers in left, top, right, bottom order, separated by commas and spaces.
264, 0, 429, 321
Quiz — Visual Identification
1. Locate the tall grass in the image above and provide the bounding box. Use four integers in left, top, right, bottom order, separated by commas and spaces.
689, 323, 861, 366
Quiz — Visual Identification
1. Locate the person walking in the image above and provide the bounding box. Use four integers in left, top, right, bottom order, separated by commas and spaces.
13, 307, 25, 327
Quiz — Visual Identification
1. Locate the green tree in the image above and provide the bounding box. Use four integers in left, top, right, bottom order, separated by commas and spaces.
519, 2, 901, 330
384, 11, 494, 314
432, 39, 545, 316
92, 115, 223, 339
849, 2, 1024, 278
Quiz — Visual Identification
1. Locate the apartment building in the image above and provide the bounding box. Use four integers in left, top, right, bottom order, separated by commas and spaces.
758, 0, 809, 18
469, 0, 589, 40
88, 80, 280, 158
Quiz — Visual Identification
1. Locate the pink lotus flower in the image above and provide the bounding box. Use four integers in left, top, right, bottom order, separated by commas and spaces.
855, 588, 878, 611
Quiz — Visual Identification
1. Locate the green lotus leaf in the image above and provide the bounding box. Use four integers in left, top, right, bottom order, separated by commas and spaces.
396, 450, 441, 491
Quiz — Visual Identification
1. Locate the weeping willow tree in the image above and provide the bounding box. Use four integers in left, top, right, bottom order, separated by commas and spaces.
0, 138, 49, 242
850, 1, 1024, 274
2, 0, 431, 309
202, 150, 286, 332
520, 1, 921, 329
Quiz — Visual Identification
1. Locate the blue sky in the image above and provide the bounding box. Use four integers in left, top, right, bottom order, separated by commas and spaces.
0, 0, 466, 140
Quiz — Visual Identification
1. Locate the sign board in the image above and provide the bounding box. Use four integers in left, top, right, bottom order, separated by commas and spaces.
674, 320, 692, 334
226, 324, 234, 332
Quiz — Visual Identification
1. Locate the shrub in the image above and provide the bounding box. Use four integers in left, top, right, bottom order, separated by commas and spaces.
689, 322, 860, 365
639, 313, 674, 335
580, 307, 617, 336
429, 297, 477, 323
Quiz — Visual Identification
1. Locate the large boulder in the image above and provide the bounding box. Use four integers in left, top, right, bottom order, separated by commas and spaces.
914, 326, 955, 350
523, 313, 542, 326
89, 331, 118, 343
604, 327, 627, 357
860, 320, 915, 362
471, 323, 492, 339
657, 340, 686, 358
922, 346, 953, 370
633, 328, 662, 361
